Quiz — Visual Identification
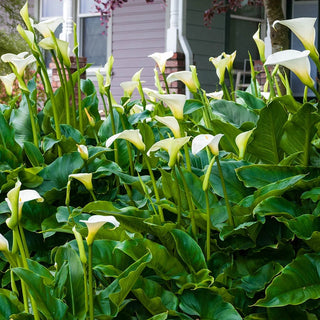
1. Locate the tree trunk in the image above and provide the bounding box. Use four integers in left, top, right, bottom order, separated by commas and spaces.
264, 0, 289, 52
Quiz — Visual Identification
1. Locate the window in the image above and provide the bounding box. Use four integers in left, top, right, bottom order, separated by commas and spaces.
78, 0, 108, 66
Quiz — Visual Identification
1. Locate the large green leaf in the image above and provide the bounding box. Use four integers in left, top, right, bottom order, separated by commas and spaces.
256, 253, 320, 307
13, 268, 68, 320
210, 160, 253, 203
96, 252, 152, 317
280, 103, 320, 166
179, 289, 242, 320
0, 289, 24, 320
171, 229, 206, 273
210, 99, 258, 127
133, 278, 178, 315
236, 90, 266, 110
24, 141, 45, 167
247, 101, 287, 163
54, 245, 86, 320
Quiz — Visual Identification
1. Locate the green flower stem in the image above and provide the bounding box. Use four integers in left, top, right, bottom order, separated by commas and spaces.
10, 269, 19, 295
221, 83, 231, 101
303, 86, 309, 103
177, 165, 197, 239
205, 189, 211, 261
216, 157, 234, 227
18, 224, 30, 259
88, 244, 94, 320
228, 69, 236, 101
60, 60, 71, 125
178, 120, 192, 172
89, 190, 97, 201
106, 89, 119, 165
172, 165, 182, 225
83, 262, 88, 313
75, 55, 84, 135
137, 80, 146, 108
199, 90, 213, 130
23, 91, 39, 148
119, 115, 134, 176
66, 66, 77, 127
14, 228, 40, 320
101, 93, 108, 120
263, 65, 276, 99
143, 154, 164, 222
162, 71, 170, 94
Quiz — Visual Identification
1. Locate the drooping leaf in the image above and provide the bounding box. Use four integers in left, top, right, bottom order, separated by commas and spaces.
0, 289, 24, 320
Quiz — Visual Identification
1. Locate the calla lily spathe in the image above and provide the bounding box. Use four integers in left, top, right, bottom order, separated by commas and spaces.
264, 49, 314, 88
209, 53, 229, 85
104, 55, 114, 88
224, 51, 237, 72
20, 1, 32, 31
192, 134, 223, 156
273, 18, 318, 59
33, 17, 64, 38
235, 129, 254, 159
106, 129, 146, 152
154, 115, 181, 138
0, 73, 16, 96
167, 71, 198, 93
120, 81, 139, 97
69, 173, 94, 192
80, 215, 120, 246
143, 88, 186, 120
148, 51, 174, 73
147, 136, 190, 167
207, 91, 223, 100
253, 25, 265, 62
17, 25, 36, 50
1, 53, 36, 77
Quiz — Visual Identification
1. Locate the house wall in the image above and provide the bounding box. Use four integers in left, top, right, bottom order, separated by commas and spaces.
111, 0, 166, 100
186, 0, 226, 93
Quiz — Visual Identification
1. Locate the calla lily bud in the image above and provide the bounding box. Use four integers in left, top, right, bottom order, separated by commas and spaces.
190, 65, 201, 91
154, 68, 164, 94
132, 68, 143, 82
96, 69, 106, 95
253, 25, 266, 63
17, 25, 36, 51
147, 136, 190, 167
77, 144, 89, 161
148, 51, 174, 73
167, 70, 198, 93
69, 173, 94, 192
106, 129, 146, 152
84, 108, 95, 127
20, 1, 33, 31
154, 115, 181, 138
0, 233, 9, 252
265, 50, 314, 88
104, 55, 114, 88
192, 134, 223, 156
0, 73, 16, 96
80, 215, 120, 246
235, 129, 254, 159
72, 226, 87, 264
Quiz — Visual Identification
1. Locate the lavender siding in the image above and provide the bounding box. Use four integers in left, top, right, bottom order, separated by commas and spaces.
111, 0, 166, 101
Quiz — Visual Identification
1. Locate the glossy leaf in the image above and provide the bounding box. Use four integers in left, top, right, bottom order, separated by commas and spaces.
24, 141, 44, 167
256, 253, 320, 307
0, 289, 24, 320
236, 90, 266, 110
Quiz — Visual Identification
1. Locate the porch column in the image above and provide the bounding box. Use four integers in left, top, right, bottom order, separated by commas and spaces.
59, 0, 74, 50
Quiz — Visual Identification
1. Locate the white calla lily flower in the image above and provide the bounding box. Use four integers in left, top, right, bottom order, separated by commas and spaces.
209, 53, 229, 85
20, 1, 32, 31
167, 71, 198, 93
132, 68, 143, 81
120, 81, 139, 97
264, 49, 314, 88
69, 173, 94, 192
106, 129, 146, 152
154, 116, 181, 138
224, 51, 237, 72
143, 88, 186, 120
0, 73, 16, 95
192, 134, 223, 156
34, 17, 64, 38
104, 55, 114, 88
1, 53, 36, 77
147, 136, 190, 167
80, 215, 120, 245
235, 129, 254, 159
0, 234, 9, 252
273, 18, 318, 59
148, 51, 174, 73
